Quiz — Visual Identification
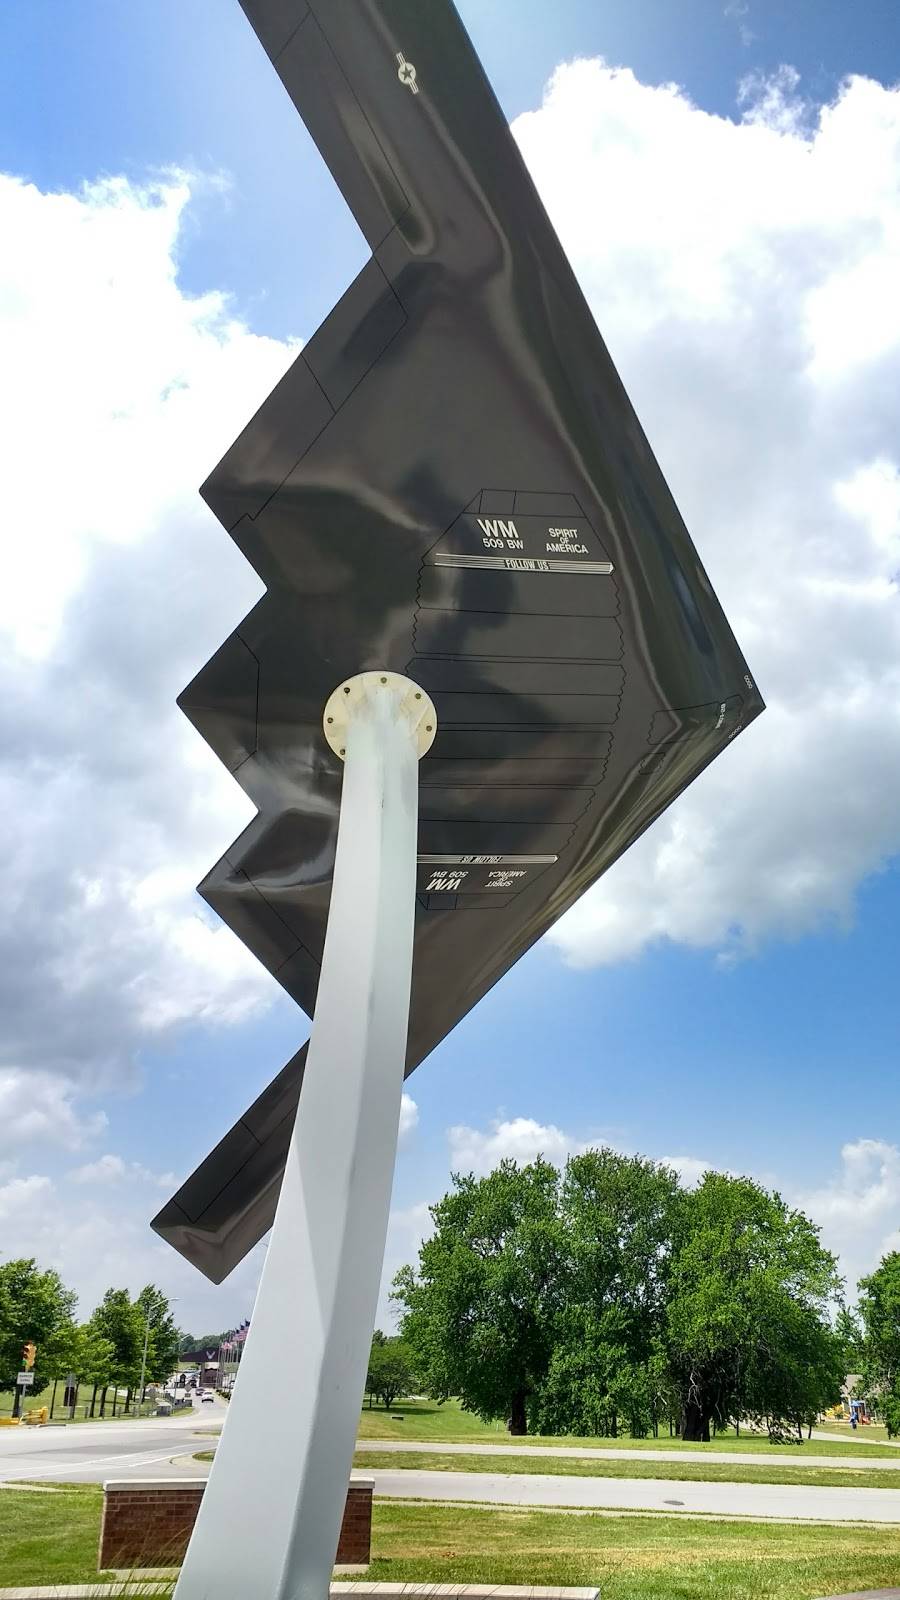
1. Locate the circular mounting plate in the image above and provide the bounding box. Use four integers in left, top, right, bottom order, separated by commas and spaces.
322, 671, 437, 761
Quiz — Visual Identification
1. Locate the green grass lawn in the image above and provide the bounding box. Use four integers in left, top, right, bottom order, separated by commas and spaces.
359, 1396, 507, 1441
0, 1483, 106, 1585
197, 1439, 900, 1489
816, 1420, 891, 1443
0, 1378, 182, 1423
354, 1446, 900, 1491
358, 1398, 900, 1457
6, 1483, 900, 1598
346, 1501, 900, 1598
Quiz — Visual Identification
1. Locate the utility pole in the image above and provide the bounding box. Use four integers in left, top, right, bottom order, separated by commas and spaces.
137, 1313, 151, 1418
134, 1299, 175, 1414
136, 1297, 176, 1416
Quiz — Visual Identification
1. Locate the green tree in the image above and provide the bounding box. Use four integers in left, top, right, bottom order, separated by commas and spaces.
535, 1151, 681, 1438
394, 1158, 563, 1434
41, 1323, 115, 1415
747, 1295, 845, 1440
364, 1327, 389, 1403
665, 1173, 842, 1440
180, 1330, 229, 1356
392, 1155, 847, 1444
533, 1303, 630, 1436
135, 1285, 180, 1387
365, 1336, 415, 1410
858, 1253, 900, 1389
72, 1323, 115, 1391
858, 1253, 900, 1436
835, 1305, 864, 1372
882, 1389, 900, 1439
89, 1288, 145, 1410
41, 1318, 85, 1399
0, 1259, 77, 1411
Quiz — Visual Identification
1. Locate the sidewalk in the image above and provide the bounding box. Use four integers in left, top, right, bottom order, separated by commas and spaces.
358, 1438, 900, 1471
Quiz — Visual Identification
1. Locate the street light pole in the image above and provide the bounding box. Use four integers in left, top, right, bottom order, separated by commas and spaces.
174, 672, 435, 1600
137, 1314, 151, 1418
136, 1296, 177, 1416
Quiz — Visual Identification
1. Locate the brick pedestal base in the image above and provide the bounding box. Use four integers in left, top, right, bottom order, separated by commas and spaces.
336, 1478, 375, 1564
99, 1475, 373, 1571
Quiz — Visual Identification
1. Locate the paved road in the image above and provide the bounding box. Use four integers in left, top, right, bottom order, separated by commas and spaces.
6, 1409, 900, 1525
367, 1465, 900, 1523
13, 1420, 900, 1485
0, 1400, 223, 1485
359, 1439, 900, 1471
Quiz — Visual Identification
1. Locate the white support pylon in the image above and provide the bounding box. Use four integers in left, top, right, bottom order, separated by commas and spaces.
174, 671, 436, 1600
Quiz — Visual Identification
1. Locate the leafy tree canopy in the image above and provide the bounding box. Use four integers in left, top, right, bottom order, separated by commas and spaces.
0, 1258, 77, 1395
858, 1252, 900, 1389
135, 1285, 181, 1385
395, 1152, 844, 1440
89, 1288, 146, 1386
179, 1330, 231, 1356
393, 1157, 563, 1434
365, 1335, 416, 1410
858, 1252, 900, 1437
665, 1172, 843, 1440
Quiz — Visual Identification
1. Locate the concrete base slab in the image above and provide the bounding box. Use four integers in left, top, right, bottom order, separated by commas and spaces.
331, 1589, 599, 1598
0, 1587, 598, 1600
0, 1589, 171, 1599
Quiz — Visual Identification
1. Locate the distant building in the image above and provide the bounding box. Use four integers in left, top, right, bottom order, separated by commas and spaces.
179, 1350, 221, 1387
178, 1323, 249, 1393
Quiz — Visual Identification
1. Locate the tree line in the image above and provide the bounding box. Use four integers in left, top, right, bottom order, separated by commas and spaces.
178, 1329, 232, 1356
392, 1150, 876, 1441
8, 1154, 899, 1440
851, 1252, 900, 1436
0, 1259, 180, 1416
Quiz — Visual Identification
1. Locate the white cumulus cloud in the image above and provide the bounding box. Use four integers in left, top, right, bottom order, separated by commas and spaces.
510, 63, 900, 966
0, 1070, 107, 1154
398, 1093, 419, 1142
70, 1153, 177, 1189
0, 1162, 263, 1328
799, 1138, 900, 1296
0, 171, 299, 1098
70, 1154, 128, 1185
447, 1115, 587, 1177
0, 1174, 54, 1225
447, 1120, 719, 1192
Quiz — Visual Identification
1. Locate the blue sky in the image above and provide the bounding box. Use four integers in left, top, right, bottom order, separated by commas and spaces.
2, 0, 900, 1332
6, 0, 900, 344
139, 856, 900, 1196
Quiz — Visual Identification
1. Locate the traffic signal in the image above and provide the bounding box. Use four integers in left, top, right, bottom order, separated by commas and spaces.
22, 1342, 36, 1370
